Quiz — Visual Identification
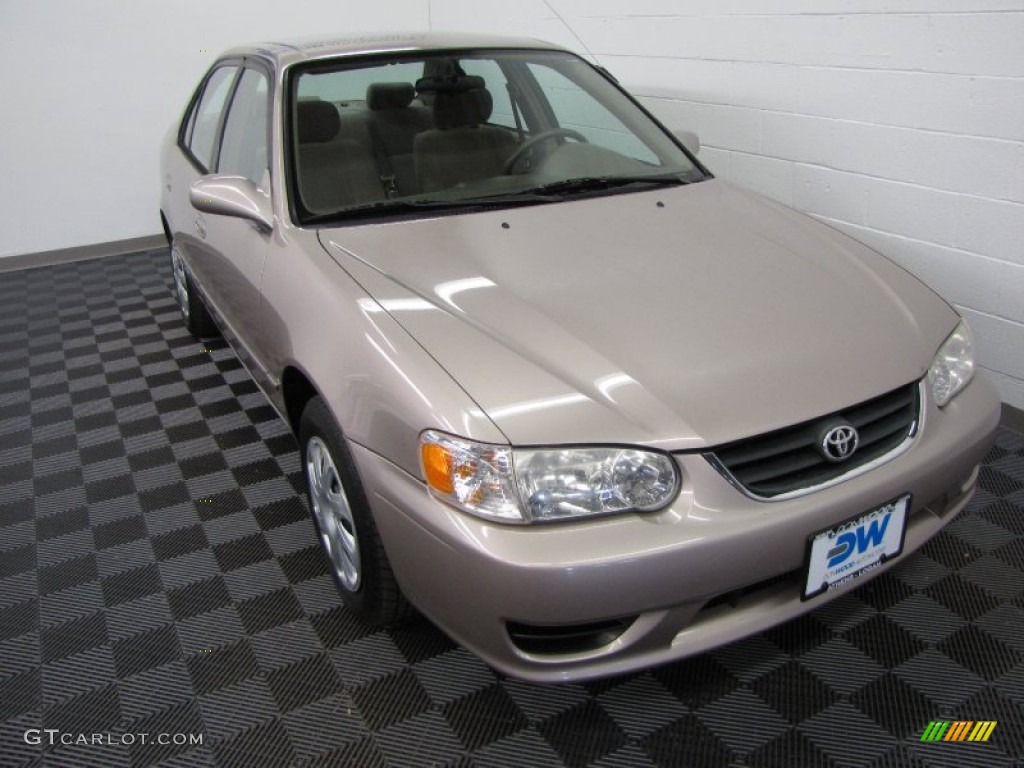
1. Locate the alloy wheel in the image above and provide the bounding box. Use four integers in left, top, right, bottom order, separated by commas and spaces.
306, 436, 361, 590
170, 247, 190, 319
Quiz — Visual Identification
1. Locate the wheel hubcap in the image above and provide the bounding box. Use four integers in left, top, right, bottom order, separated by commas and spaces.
306, 436, 361, 590
171, 248, 190, 319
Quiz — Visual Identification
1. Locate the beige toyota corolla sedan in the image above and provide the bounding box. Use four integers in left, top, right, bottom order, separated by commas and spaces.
160, 32, 1001, 682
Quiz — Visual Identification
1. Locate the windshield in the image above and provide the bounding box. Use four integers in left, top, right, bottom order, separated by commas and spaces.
287, 49, 706, 224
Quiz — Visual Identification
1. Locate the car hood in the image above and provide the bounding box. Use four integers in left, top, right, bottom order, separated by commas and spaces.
319, 180, 956, 450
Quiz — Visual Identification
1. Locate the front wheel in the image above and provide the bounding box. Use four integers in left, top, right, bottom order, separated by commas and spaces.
299, 396, 411, 625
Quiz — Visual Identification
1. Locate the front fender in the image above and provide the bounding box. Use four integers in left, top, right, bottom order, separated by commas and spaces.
259, 228, 506, 477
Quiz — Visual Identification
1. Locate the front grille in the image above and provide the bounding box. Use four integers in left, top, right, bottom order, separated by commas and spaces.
706, 381, 920, 499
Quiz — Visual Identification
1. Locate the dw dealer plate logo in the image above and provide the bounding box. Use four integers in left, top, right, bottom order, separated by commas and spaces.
920, 721, 997, 742
802, 494, 910, 600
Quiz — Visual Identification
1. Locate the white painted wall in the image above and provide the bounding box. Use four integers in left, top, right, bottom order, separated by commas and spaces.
0, 0, 1020, 408
430, 0, 1024, 409
0, 0, 427, 258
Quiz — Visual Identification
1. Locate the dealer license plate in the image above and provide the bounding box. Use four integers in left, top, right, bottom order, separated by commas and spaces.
803, 495, 910, 600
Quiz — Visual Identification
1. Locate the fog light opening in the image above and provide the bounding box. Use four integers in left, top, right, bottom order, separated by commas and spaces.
507, 617, 635, 656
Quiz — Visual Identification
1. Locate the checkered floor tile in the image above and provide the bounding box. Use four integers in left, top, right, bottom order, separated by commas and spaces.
1, 248, 1023, 767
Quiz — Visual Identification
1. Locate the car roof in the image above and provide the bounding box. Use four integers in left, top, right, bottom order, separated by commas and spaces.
222, 31, 568, 68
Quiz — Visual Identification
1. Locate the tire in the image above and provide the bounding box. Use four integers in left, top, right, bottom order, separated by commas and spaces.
170, 242, 218, 338
299, 396, 411, 625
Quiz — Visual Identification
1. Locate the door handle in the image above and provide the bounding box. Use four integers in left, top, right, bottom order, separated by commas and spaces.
194, 217, 207, 239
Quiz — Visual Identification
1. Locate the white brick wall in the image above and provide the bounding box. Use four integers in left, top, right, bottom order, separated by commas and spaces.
0, 0, 429, 259
432, 0, 1024, 409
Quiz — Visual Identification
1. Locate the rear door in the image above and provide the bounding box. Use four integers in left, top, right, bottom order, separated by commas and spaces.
166, 62, 240, 295
197, 61, 274, 378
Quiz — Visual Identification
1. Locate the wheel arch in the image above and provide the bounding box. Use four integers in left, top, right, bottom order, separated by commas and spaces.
281, 364, 319, 436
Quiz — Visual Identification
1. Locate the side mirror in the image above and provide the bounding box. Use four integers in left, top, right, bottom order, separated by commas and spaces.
673, 129, 700, 156
190, 175, 273, 232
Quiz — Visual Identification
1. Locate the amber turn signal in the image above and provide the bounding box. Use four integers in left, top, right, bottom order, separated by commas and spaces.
421, 442, 454, 494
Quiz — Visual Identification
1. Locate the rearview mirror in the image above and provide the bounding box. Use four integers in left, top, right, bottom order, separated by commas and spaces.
190, 175, 273, 232
673, 129, 700, 156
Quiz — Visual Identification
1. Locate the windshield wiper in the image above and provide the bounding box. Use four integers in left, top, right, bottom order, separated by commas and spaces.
528, 174, 689, 197
304, 174, 690, 224
304, 194, 551, 224
305, 198, 460, 224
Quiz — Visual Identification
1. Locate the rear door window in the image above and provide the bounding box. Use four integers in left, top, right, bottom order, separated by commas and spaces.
186, 65, 239, 171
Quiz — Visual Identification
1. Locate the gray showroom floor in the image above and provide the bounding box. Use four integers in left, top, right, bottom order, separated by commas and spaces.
1, 248, 1023, 768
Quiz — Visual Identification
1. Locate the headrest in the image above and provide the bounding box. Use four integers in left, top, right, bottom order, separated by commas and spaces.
367, 82, 415, 111
424, 81, 494, 129
296, 100, 340, 143
415, 74, 484, 95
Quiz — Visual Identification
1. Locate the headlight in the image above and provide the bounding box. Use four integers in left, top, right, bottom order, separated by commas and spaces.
420, 431, 680, 524
516, 447, 679, 521
928, 320, 975, 407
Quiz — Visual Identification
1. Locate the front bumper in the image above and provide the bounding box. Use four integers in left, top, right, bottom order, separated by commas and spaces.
354, 376, 1000, 682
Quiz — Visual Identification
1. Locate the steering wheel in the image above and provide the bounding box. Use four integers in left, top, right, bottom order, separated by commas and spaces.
504, 128, 588, 174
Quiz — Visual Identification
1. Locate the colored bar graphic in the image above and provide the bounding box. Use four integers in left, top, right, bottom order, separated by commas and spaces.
945, 721, 973, 741
968, 721, 997, 742
920, 720, 997, 742
920, 721, 950, 741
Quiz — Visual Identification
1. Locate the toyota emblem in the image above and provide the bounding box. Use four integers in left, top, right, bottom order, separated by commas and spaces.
821, 424, 859, 462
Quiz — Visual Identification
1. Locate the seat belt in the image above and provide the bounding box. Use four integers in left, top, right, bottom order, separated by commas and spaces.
366, 118, 399, 198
